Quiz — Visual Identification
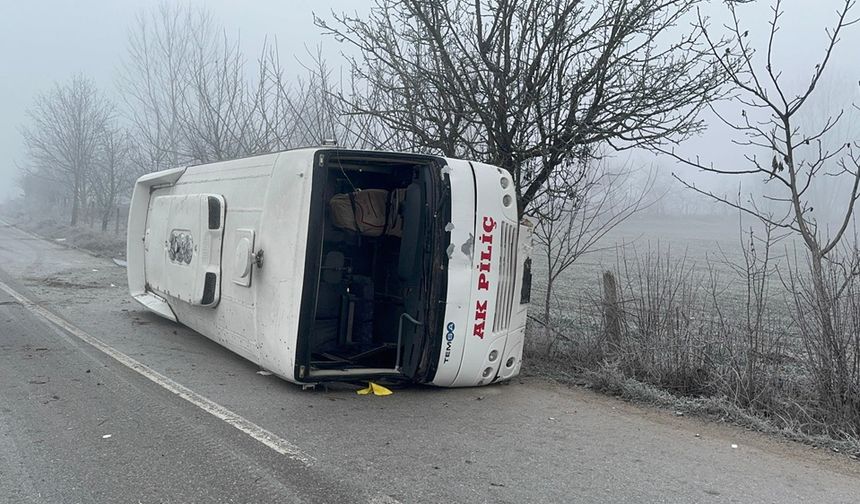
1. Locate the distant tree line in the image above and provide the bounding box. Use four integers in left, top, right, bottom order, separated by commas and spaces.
19, 4, 346, 229
21, 75, 127, 230
19, 0, 725, 229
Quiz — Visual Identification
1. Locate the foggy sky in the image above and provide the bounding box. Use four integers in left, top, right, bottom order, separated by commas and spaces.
0, 0, 360, 200
1, 0, 858, 202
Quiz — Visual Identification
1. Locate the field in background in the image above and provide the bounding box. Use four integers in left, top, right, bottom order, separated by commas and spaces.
528, 213, 860, 454
532, 213, 781, 317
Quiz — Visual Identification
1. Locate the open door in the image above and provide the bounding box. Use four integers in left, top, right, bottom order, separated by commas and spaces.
144, 194, 226, 307
297, 150, 447, 382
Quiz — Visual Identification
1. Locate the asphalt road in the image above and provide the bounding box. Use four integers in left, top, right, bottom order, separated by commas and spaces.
1, 221, 859, 503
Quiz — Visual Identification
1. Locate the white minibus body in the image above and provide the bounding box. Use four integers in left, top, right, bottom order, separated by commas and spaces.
127, 148, 532, 387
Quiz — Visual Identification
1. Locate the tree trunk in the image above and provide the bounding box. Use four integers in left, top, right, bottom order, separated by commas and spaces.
810, 254, 836, 342
541, 278, 557, 356
543, 280, 553, 332
70, 179, 80, 226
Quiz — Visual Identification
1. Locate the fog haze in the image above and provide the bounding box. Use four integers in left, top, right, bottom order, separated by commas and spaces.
2, 1, 860, 476
0, 0, 360, 200
1, 0, 858, 203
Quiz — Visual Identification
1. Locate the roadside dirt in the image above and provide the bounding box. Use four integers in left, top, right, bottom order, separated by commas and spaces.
525, 378, 860, 478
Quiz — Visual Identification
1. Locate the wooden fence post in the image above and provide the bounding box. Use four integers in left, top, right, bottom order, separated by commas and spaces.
603, 271, 622, 353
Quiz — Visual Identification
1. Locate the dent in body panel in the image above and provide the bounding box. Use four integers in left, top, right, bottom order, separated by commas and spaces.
460, 233, 475, 259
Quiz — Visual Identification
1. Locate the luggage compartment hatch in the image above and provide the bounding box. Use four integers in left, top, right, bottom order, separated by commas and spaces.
144, 194, 226, 306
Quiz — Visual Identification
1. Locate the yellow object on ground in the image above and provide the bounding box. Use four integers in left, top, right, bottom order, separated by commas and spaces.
357, 382, 393, 396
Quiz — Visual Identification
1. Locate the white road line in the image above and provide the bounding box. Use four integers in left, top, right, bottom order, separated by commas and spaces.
0, 279, 315, 467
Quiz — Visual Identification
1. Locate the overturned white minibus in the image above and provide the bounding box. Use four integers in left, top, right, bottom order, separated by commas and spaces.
127, 148, 532, 387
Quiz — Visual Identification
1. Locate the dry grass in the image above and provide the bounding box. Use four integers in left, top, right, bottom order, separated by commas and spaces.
527, 233, 860, 457
1, 200, 127, 259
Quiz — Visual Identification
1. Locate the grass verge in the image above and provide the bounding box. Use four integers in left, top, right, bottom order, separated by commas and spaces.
0, 204, 126, 259
524, 334, 860, 461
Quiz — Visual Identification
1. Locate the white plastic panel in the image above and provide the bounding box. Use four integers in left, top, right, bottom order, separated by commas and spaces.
232, 228, 256, 287
447, 160, 520, 387
144, 193, 226, 306
431, 159, 476, 386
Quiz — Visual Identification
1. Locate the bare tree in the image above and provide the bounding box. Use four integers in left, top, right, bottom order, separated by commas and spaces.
533, 157, 653, 335
91, 124, 133, 232
119, 3, 209, 171
252, 45, 400, 152
253, 46, 344, 149
121, 4, 346, 167
796, 71, 860, 225
665, 0, 860, 421
316, 0, 727, 212
21, 75, 112, 226
176, 27, 257, 163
